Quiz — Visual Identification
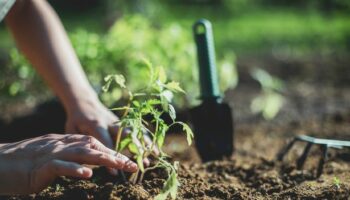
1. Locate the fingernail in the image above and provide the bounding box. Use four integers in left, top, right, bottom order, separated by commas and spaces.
77, 168, 84, 175
143, 158, 150, 167
78, 167, 91, 176
124, 161, 138, 172
110, 168, 119, 176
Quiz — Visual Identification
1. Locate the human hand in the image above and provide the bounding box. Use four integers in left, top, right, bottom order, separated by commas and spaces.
0, 134, 137, 195
65, 97, 119, 148
64, 97, 159, 163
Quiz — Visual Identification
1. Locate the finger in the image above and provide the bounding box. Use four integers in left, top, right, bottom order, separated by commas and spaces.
30, 159, 91, 194
56, 146, 138, 172
143, 158, 150, 167
57, 136, 134, 169
48, 159, 92, 178
85, 135, 117, 155
60, 134, 96, 144
53, 137, 138, 173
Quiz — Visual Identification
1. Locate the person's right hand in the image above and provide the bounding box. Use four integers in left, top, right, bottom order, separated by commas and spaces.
0, 134, 138, 195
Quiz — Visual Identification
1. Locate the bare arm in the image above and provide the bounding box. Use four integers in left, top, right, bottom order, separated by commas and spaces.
5, 0, 117, 147
5, 0, 95, 110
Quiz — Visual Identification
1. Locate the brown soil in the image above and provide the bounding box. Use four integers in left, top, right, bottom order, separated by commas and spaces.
1, 53, 350, 200
2, 111, 350, 200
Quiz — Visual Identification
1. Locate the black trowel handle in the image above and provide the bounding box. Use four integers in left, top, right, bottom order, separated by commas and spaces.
193, 19, 220, 100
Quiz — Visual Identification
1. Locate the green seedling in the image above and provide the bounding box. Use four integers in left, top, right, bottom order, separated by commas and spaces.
103, 59, 193, 200
250, 67, 285, 120
333, 176, 341, 189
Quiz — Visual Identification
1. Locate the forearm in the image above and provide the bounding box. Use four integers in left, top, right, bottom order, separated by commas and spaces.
5, 0, 98, 113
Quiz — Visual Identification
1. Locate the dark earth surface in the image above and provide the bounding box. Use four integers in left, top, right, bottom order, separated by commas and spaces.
1, 53, 350, 199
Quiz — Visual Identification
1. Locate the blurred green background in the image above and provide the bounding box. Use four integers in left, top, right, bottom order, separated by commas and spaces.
1, 0, 349, 120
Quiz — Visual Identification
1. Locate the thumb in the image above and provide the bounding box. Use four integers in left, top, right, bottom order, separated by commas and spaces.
30, 159, 92, 194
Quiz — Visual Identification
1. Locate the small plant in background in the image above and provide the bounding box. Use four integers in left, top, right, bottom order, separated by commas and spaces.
333, 176, 341, 189
5, 15, 238, 109
250, 68, 285, 120
103, 59, 194, 200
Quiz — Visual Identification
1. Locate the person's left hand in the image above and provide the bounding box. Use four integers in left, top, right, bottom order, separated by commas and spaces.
65, 98, 119, 149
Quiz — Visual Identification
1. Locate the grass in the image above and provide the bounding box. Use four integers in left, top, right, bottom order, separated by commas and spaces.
157, 5, 350, 54
1, 4, 349, 55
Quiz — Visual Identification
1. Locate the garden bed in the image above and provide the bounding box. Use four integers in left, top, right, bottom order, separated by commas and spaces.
2, 110, 350, 200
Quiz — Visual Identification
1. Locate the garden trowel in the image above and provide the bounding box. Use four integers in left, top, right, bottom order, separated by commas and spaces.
190, 19, 234, 162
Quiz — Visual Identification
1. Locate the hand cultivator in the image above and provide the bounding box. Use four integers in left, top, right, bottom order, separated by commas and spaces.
277, 135, 350, 177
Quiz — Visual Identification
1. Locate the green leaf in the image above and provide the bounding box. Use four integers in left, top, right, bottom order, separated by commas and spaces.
136, 154, 144, 172
169, 172, 179, 199
113, 74, 126, 88
128, 143, 140, 154
147, 99, 161, 105
250, 92, 284, 120
111, 106, 131, 111
154, 193, 168, 200
161, 90, 174, 103
156, 124, 168, 150
156, 132, 165, 149
160, 94, 169, 112
102, 74, 126, 91
250, 68, 284, 92
132, 101, 140, 107
154, 171, 180, 200
179, 122, 194, 145
168, 104, 176, 121
158, 66, 167, 83
165, 81, 185, 93
102, 78, 112, 92
118, 137, 132, 152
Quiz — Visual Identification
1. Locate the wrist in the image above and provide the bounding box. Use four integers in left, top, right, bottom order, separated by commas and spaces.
61, 87, 100, 114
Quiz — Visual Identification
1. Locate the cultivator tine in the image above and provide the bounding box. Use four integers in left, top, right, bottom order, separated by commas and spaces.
277, 138, 297, 161
296, 142, 313, 170
276, 135, 350, 177
316, 145, 328, 177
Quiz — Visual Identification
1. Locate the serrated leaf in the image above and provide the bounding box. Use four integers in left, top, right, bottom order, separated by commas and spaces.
179, 122, 193, 145
168, 104, 176, 121
165, 81, 185, 93
136, 154, 144, 172
104, 75, 112, 82
113, 74, 126, 88
154, 171, 180, 200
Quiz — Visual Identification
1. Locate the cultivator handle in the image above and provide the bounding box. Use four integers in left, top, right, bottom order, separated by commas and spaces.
193, 19, 220, 100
